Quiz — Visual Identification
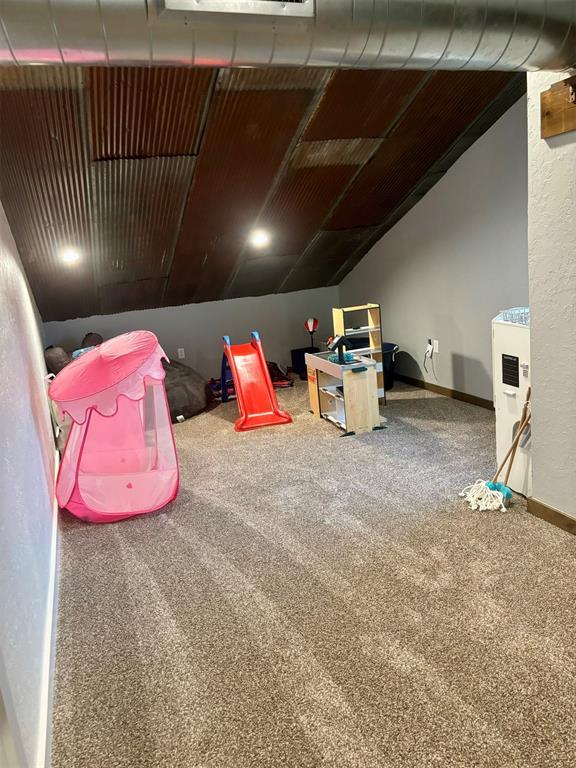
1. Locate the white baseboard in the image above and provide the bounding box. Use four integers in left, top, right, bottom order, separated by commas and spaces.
36, 450, 60, 768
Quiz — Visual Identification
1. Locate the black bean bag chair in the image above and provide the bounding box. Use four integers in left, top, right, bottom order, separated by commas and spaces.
81, 332, 103, 347
162, 359, 209, 423
45, 346, 72, 375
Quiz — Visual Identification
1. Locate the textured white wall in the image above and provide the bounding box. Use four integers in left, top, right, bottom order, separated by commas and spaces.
527, 73, 576, 519
44, 286, 339, 379
339, 98, 529, 402
0, 200, 57, 768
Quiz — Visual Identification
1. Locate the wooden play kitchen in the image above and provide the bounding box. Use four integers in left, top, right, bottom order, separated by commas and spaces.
305, 303, 384, 435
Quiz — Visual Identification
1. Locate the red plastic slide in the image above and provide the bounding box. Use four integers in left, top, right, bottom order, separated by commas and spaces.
223, 332, 292, 432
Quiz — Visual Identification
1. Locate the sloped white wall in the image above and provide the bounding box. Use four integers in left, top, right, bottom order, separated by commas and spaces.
527, 73, 576, 519
339, 98, 529, 402
43, 286, 339, 379
0, 200, 58, 768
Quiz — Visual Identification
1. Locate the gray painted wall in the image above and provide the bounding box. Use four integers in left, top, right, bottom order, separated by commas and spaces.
527, 73, 576, 519
0, 199, 57, 768
44, 287, 339, 379
339, 97, 529, 402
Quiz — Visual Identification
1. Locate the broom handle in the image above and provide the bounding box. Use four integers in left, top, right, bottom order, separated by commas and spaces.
492, 411, 531, 483
503, 386, 532, 485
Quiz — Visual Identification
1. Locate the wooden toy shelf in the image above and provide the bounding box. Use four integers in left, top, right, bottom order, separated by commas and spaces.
332, 303, 385, 400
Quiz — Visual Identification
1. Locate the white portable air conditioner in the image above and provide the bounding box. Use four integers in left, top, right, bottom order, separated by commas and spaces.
492, 308, 532, 497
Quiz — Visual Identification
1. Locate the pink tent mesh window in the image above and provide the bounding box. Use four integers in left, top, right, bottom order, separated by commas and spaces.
49, 331, 179, 523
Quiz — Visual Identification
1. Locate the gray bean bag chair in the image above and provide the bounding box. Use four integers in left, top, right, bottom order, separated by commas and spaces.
162, 359, 209, 423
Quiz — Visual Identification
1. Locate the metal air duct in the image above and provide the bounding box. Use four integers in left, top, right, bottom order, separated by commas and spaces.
0, 1, 574, 71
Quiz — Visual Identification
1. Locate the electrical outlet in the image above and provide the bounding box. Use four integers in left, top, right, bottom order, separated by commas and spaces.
433, 339, 439, 354
177, 348, 185, 360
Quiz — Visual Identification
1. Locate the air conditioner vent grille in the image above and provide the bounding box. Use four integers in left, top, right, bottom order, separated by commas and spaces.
502, 354, 520, 388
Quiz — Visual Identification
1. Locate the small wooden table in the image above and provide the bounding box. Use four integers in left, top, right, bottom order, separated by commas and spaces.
305, 351, 383, 435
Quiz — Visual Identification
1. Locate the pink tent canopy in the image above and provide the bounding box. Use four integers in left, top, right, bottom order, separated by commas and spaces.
49, 331, 179, 523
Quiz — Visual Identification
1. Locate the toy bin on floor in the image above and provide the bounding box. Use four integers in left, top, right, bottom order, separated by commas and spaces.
49, 331, 179, 523
291, 346, 320, 380
382, 343, 399, 391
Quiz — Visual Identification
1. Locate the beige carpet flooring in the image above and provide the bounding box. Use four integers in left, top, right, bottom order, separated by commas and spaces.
52, 383, 576, 768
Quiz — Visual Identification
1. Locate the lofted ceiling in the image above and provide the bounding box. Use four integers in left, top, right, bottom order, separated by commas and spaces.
0, 66, 524, 322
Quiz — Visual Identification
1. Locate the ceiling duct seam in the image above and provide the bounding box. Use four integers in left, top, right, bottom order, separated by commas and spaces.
430, 0, 458, 70
371, 0, 391, 66
514, 1, 547, 71
0, 15, 15, 64
348, 0, 378, 67
398, 0, 425, 70
331, 1, 357, 69
96, 0, 111, 64
453, 1, 488, 71
487, 0, 520, 71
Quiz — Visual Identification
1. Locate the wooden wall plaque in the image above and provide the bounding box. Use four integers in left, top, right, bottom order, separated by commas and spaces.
541, 76, 576, 139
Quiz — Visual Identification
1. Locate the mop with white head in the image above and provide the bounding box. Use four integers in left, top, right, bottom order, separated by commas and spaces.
459, 479, 509, 511
460, 388, 531, 513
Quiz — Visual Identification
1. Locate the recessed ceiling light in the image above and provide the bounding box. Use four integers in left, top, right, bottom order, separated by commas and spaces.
248, 229, 271, 249
61, 248, 81, 264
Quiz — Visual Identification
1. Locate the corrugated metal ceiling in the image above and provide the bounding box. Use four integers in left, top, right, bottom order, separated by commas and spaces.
326, 71, 517, 231
166, 76, 317, 305
86, 68, 214, 160
280, 227, 380, 293
0, 67, 96, 321
0, 66, 525, 321
302, 70, 427, 140
92, 156, 196, 284
227, 163, 361, 298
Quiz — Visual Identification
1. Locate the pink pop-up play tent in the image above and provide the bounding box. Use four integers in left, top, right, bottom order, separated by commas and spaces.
49, 331, 179, 523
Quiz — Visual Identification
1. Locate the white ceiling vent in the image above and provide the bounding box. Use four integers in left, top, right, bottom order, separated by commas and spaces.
160, 0, 314, 18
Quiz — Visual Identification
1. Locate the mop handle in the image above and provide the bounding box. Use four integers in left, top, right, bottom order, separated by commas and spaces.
492, 387, 531, 483
503, 385, 532, 485
492, 410, 531, 483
